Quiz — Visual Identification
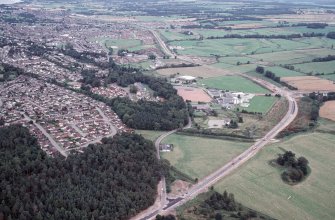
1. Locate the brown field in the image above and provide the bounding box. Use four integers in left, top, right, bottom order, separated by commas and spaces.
176, 87, 212, 102
263, 13, 335, 24
157, 65, 234, 78
281, 76, 335, 91
320, 101, 335, 121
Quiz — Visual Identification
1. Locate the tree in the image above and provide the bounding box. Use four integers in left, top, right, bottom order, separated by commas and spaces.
256, 66, 264, 74
148, 54, 156, 60
215, 213, 222, 220
129, 85, 138, 94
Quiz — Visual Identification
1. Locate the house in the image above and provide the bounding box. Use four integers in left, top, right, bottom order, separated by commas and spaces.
159, 144, 174, 152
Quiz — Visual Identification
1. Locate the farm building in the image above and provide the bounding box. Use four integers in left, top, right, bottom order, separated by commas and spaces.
159, 144, 174, 152
176, 75, 197, 84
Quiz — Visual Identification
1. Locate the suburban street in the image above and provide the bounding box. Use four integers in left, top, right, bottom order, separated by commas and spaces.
22, 113, 69, 157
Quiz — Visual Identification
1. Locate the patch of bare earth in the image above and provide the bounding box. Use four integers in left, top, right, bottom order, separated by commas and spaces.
320, 101, 335, 122
176, 87, 212, 102
168, 180, 192, 198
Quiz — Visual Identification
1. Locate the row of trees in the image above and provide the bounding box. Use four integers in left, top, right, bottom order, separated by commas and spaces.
276, 151, 310, 184
292, 22, 328, 29
326, 32, 335, 39
207, 32, 324, 40
256, 66, 297, 90
0, 125, 163, 220
312, 55, 335, 62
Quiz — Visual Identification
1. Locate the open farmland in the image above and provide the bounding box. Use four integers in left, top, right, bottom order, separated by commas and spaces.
293, 61, 335, 75
281, 76, 335, 91
240, 96, 278, 114
247, 48, 335, 65
156, 65, 233, 78
159, 30, 195, 41
215, 132, 335, 220
199, 75, 270, 93
169, 38, 322, 57
176, 86, 212, 102
320, 101, 335, 122
161, 134, 250, 179
265, 66, 305, 77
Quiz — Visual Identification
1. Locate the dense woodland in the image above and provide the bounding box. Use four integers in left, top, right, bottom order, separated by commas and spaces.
80, 69, 189, 131
276, 151, 310, 184
0, 125, 165, 220
181, 191, 273, 220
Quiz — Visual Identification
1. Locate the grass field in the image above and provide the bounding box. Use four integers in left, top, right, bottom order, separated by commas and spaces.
161, 134, 250, 179
293, 60, 335, 75
215, 132, 335, 220
159, 30, 195, 41
265, 66, 305, 77
169, 38, 320, 57
248, 48, 335, 65
135, 130, 165, 142
199, 75, 270, 93
320, 74, 335, 82
240, 96, 278, 114
157, 65, 233, 78
90, 37, 146, 52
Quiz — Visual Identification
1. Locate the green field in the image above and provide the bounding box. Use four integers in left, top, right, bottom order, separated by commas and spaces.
293, 60, 335, 75
320, 74, 335, 82
241, 96, 278, 114
199, 75, 270, 93
90, 37, 147, 52
161, 134, 250, 179
248, 48, 335, 65
169, 38, 321, 57
159, 30, 195, 41
265, 66, 305, 77
215, 132, 335, 220
135, 130, 165, 142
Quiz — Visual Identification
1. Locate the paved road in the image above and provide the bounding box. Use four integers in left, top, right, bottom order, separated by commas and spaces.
150, 30, 175, 58
23, 113, 68, 157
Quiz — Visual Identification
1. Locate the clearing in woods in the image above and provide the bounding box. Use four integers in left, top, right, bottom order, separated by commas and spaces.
215, 132, 335, 220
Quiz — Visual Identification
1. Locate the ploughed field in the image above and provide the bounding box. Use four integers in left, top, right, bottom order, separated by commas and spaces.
320, 101, 335, 122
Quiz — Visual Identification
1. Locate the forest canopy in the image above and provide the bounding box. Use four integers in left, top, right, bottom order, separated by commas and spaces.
0, 125, 163, 220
